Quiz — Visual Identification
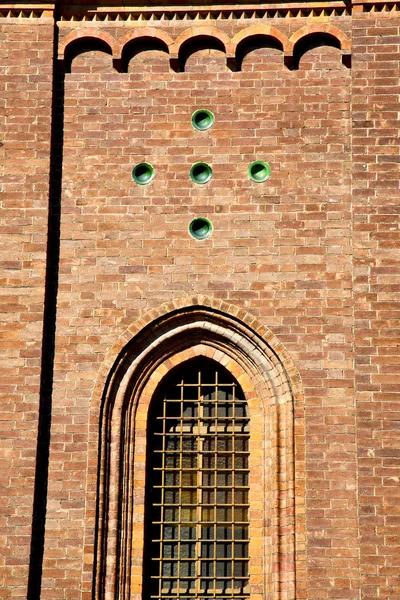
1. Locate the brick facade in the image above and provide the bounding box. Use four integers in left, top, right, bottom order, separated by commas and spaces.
0, 13, 53, 598
0, 1, 399, 599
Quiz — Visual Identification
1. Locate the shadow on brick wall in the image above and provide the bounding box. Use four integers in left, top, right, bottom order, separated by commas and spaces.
27, 26, 65, 600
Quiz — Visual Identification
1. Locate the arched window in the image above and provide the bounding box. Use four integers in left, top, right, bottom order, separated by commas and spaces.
91, 301, 301, 600
143, 358, 250, 600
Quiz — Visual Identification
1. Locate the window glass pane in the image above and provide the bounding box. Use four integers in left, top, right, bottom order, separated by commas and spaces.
181, 526, 196, 540
144, 358, 250, 600
164, 489, 178, 504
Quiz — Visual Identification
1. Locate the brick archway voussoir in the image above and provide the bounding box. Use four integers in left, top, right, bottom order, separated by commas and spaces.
58, 28, 117, 60
90, 295, 302, 418
114, 28, 174, 60
290, 23, 351, 52
232, 25, 292, 56
170, 26, 232, 59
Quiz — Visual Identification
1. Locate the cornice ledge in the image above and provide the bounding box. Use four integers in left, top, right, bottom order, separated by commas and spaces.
56, 0, 354, 22
0, 1, 55, 18
0, 1, 55, 7
2, 0, 400, 20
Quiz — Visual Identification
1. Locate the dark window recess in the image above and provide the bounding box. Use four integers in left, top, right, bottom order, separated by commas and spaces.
143, 358, 250, 600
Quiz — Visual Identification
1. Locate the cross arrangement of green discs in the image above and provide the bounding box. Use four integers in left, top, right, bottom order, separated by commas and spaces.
132, 109, 271, 239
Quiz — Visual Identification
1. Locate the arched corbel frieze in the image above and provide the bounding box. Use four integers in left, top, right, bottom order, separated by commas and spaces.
170, 26, 232, 70
231, 24, 290, 69
58, 24, 351, 72
115, 28, 174, 59
114, 28, 173, 71
170, 25, 232, 59
232, 24, 291, 55
289, 24, 351, 68
58, 29, 117, 71
290, 23, 351, 52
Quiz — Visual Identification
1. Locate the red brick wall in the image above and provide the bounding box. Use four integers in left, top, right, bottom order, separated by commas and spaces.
0, 15, 53, 599
352, 12, 400, 600
0, 7, 399, 600
41, 17, 358, 600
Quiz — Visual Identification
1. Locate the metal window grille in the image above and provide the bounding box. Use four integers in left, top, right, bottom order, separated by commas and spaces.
143, 358, 250, 600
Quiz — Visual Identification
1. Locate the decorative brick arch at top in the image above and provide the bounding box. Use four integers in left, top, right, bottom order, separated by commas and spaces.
58, 24, 351, 66
58, 28, 117, 61
231, 25, 292, 56
289, 23, 351, 53
169, 26, 233, 59
114, 28, 174, 60
84, 297, 305, 600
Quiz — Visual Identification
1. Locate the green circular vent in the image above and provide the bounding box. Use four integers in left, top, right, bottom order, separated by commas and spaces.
190, 162, 213, 184
192, 109, 215, 131
189, 217, 213, 240
132, 162, 155, 185
248, 161, 271, 183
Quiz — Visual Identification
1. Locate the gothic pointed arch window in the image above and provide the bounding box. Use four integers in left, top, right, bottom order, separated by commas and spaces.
143, 358, 250, 600
91, 301, 302, 600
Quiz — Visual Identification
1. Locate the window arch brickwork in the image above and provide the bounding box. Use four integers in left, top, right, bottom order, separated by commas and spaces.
85, 297, 305, 600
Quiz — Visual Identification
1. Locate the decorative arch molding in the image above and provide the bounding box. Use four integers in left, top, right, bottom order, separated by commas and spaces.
114, 28, 174, 60
169, 26, 232, 60
58, 24, 351, 69
87, 297, 304, 600
58, 28, 117, 61
289, 23, 351, 53
232, 25, 291, 56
